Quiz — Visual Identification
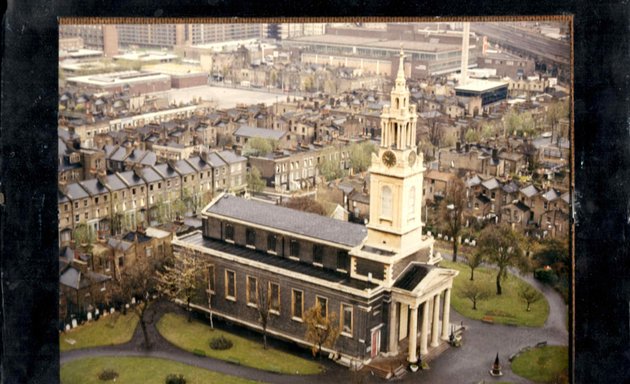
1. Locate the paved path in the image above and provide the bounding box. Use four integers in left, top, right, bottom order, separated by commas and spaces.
61, 257, 568, 384
407, 250, 569, 384
61, 301, 353, 384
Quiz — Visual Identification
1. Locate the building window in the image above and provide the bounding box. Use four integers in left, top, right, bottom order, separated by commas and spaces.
225, 224, 234, 242
341, 303, 353, 336
337, 251, 349, 272
225, 270, 236, 301
118, 256, 124, 267
316, 296, 328, 320
246, 228, 256, 248
267, 234, 277, 254
146, 247, 152, 257
269, 282, 280, 314
246, 276, 258, 307
381, 186, 392, 219
544, 201, 548, 210
313, 244, 323, 265
289, 239, 300, 259
207, 265, 215, 293
292, 289, 303, 320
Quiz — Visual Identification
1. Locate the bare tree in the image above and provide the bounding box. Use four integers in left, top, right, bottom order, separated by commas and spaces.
518, 285, 543, 312
427, 118, 444, 147
461, 281, 491, 310
281, 196, 326, 216
304, 303, 340, 359
439, 178, 467, 262
465, 251, 485, 281
112, 255, 163, 349
478, 224, 530, 295
255, 279, 272, 349
157, 249, 208, 322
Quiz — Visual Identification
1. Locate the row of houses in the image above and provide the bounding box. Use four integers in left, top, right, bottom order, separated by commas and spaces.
58, 150, 247, 247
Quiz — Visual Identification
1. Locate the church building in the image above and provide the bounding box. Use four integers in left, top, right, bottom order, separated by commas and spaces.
173, 50, 458, 366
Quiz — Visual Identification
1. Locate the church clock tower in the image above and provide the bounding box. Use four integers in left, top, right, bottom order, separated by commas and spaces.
365, 49, 425, 255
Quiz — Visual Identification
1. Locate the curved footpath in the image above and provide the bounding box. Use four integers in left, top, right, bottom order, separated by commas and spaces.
414, 251, 569, 384
62, 258, 568, 384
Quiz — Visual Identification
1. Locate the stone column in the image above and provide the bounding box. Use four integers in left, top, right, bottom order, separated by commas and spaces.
441, 288, 451, 340
431, 294, 441, 347
407, 303, 419, 363
420, 301, 429, 356
388, 300, 398, 354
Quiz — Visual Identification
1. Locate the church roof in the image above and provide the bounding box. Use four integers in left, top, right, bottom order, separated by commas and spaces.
206, 195, 368, 248
394, 264, 433, 291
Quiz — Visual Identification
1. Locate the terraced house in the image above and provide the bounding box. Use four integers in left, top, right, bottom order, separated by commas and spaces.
173, 51, 458, 366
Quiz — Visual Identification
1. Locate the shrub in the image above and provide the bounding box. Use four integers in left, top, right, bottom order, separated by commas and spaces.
209, 335, 233, 350
192, 348, 206, 357
165, 373, 187, 384
98, 369, 119, 381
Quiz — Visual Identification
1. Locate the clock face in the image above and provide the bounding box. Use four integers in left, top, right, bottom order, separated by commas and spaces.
408, 151, 417, 166
382, 150, 397, 167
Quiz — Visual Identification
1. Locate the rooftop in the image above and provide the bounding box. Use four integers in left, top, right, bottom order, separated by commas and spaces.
206, 195, 368, 248
394, 263, 433, 291
67, 71, 171, 87
455, 79, 508, 93
178, 232, 377, 291
234, 125, 286, 141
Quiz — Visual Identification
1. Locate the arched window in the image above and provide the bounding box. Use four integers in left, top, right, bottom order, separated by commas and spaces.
396, 98, 400, 109
381, 186, 392, 219
408, 186, 416, 221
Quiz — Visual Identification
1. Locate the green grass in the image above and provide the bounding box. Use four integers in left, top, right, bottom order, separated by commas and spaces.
156, 313, 323, 375
60, 356, 260, 384
511, 346, 569, 383
60, 312, 139, 352
441, 260, 549, 327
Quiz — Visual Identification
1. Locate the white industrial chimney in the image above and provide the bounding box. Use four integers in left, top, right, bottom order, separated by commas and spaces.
460, 22, 470, 85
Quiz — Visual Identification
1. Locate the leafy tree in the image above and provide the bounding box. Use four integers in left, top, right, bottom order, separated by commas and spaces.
464, 128, 480, 143
246, 166, 266, 193
243, 137, 277, 157
533, 237, 569, 276
281, 196, 326, 216
478, 224, 530, 295
427, 118, 444, 147
172, 199, 187, 220
461, 281, 491, 310
348, 141, 377, 173
465, 251, 485, 281
317, 148, 345, 181
73, 222, 96, 252
157, 249, 208, 322
303, 303, 340, 358
112, 255, 163, 349
546, 100, 570, 140
439, 178, 467, 262
518, 285, 543, 312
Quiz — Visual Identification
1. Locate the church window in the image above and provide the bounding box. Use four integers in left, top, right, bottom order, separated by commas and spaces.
337, 251, 349, 271
246, 228, 256, 248
381, 186, 392, 219
313, 244, 324, 265
289, 239, 300, 258
225, 224, 234, 242
316, 296, 328, 320
269, 282, 280, 313
341, 303, 353, 336
267, 234, 277, 254
225, 270, 236, 301
246, 275, 258, 307
292, 289, 303, 320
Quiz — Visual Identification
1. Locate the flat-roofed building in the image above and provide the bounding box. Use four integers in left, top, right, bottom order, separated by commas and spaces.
142, 63, 208, 88
454, 79, 508, 116
66, 71, 172, 95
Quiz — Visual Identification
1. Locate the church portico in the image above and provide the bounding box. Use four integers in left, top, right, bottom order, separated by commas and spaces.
388, 263, 458, 363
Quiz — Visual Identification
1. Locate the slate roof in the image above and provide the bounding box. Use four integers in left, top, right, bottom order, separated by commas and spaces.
65, 183, 89, 200
502, 181, 520, 194
106, 174, 128, 191
60, 267, 111, 290
476, 193, 491, 204
466, 175, 483, 188
107, 238, 133, 251
561, 192, 570, 204
481, 178, 500, 190
109, 146, 129, 162
542, 189, 560, 201
123, 231, 152, 243
180, 232, 377, 290
80, 179, 109, 196
140, 166, 164, 183
206, 153, 227, 168
186, 156, 212, 171
217, 150, 246, 165
520, 184, 539, 198
117, 170, 146, 187
153, 163, 179, 179
234, 125, 286, 140
206, 195, 368, 247
394, 264, 433, 291
175, 159, 196, 175
140, 151, 157, 166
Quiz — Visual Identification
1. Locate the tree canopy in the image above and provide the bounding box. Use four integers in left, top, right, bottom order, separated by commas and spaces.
247, 166, 266, 193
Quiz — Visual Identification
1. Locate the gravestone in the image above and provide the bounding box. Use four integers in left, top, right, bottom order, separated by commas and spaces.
110, 307, 115, 314
65, 324, 71, 331
87, 312, 92, 321
71, 319, 77, 328
131, 297, 136, 304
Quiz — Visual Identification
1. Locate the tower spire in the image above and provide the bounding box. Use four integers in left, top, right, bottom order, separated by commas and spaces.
397, 46, 406, 83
